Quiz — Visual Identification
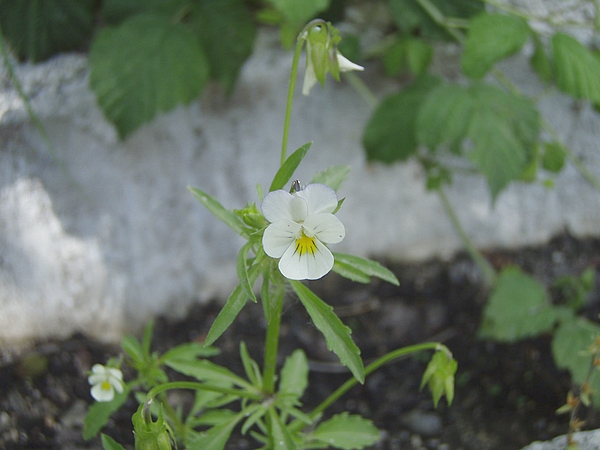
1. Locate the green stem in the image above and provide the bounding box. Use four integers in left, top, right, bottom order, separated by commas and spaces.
289, 342, 444, 433
344, 72, 378, 109
280, 35, 305, 166
146, 381, 262, 401
415, 0, 465, 43
438, 188, 497, 286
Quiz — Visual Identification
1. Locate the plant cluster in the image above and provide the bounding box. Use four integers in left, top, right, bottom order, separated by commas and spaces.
80, 20, 456, 450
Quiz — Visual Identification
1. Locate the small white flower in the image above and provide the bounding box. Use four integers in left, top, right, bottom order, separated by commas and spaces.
88, 364, 124, 402
303, 50, 364, 96
261, 183, 345, 280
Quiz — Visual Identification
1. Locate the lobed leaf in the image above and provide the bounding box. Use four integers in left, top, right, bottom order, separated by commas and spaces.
89, 14, 209, 138
551, 33, 600, 105
290, 281, 364, 383
185, 411, 246, 450
278, 349, 309, 406
461, 12, 530, 79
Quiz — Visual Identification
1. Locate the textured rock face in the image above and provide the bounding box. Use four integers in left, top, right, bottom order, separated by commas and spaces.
1, 29, 600, 348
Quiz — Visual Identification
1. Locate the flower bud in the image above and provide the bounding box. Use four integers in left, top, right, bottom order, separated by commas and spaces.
132, 402, 173, 450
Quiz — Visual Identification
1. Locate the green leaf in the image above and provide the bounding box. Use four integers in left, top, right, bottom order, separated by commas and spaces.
479, 266, 562, 341
100, 0, 185, 24
311, 165, 351, 191
278, 349, 309, 407
461, 12, 530, 79
310, 412, 381, 449
541, 141, 566, 173
121, 335, 145, 367
332, 260, 371, 284
101, 434, 127, 450
531, 33, 552, 84
141, 319, 154, 359
363, 76, 442, 163
239, 342, 262, 388
551, 33, 600, 104
552, 317, 600, 407
333, 253, 399, 286
189, 0, 256, 92
383, 38, 406, 77
420, 349, 457, 407
160, 342, 220, 365
185, 411, 246, 450
0, 0, 95, 62
83, 390, 129, 440
465, 84, 539, 199
389, 0, 483, 41
270, 142, 312, 192
268, 407, 296, 450
290, 281, 364, 383
188, 187, 247, 236
166, 357, 249, 386
268, 0, 330, 30
417, 83, 473, 150
89, 14, 209, 138
237, 242, 257, 303
406, 38, 433, 76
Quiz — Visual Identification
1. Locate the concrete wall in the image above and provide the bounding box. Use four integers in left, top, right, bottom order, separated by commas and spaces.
1, 27, 600, 349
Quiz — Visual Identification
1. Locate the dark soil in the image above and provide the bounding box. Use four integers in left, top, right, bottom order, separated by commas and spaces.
2, 234, 600, 450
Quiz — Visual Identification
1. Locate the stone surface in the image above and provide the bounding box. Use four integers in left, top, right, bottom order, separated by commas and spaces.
521, 429, 600, 450
1, 27, 600, 347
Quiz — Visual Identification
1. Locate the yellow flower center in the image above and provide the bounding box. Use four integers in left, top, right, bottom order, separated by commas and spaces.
295, 231, 317, 255
101, 380, 112, 391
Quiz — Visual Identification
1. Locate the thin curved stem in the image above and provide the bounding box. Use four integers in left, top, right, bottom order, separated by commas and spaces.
146, 381, 262, 401
438, 188, 497, 286
280, 35, 305, 166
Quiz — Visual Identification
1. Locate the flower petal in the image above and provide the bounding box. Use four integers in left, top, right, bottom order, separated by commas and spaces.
261, 190, 294, 223
279, 238, 334, 280
91, 383, 114, 402
337, 52, 364, 73
303, 213, 345, 244
296, 184, 338, 215
263, 220, 301, 258
303, 55, 318, 95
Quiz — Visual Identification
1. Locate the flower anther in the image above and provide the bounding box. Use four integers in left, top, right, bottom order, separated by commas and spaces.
261, 183, 345, 280
88, 364, 124, 402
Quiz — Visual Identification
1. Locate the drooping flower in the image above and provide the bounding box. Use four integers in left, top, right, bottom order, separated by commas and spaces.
302, 22, 364, 96
88, 364, 124, 402
261, 183, 345, 280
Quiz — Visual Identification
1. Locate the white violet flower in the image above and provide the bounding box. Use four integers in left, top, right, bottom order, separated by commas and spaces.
88, 364, 124, 402
261, 183, 345, 280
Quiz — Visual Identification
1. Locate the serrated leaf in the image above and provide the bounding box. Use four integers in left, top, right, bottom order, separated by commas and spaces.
417, 83, 473, 150
101, 434, 127, 450
189, 0, 256, 92
89, 14, 209, 138
552, 318, 600, 407
290, 281, 364, 383
311, 412, 380, 449
83, 390, 129, 440
188, 187, 247, 236
185, 411, 245, 450
363, 76, 442, 163
333, 253, 399, 286
270, 142, 312, 191
479, 266, 561, 341
311, 165, 351, 191
0, 0, 95, 62
279, 349, 309, 406
462, 12, 530, 79
466, 84, 539, 199
551, 33, 600, 104
100, 0, 185, 24
389, 0, 483, 42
